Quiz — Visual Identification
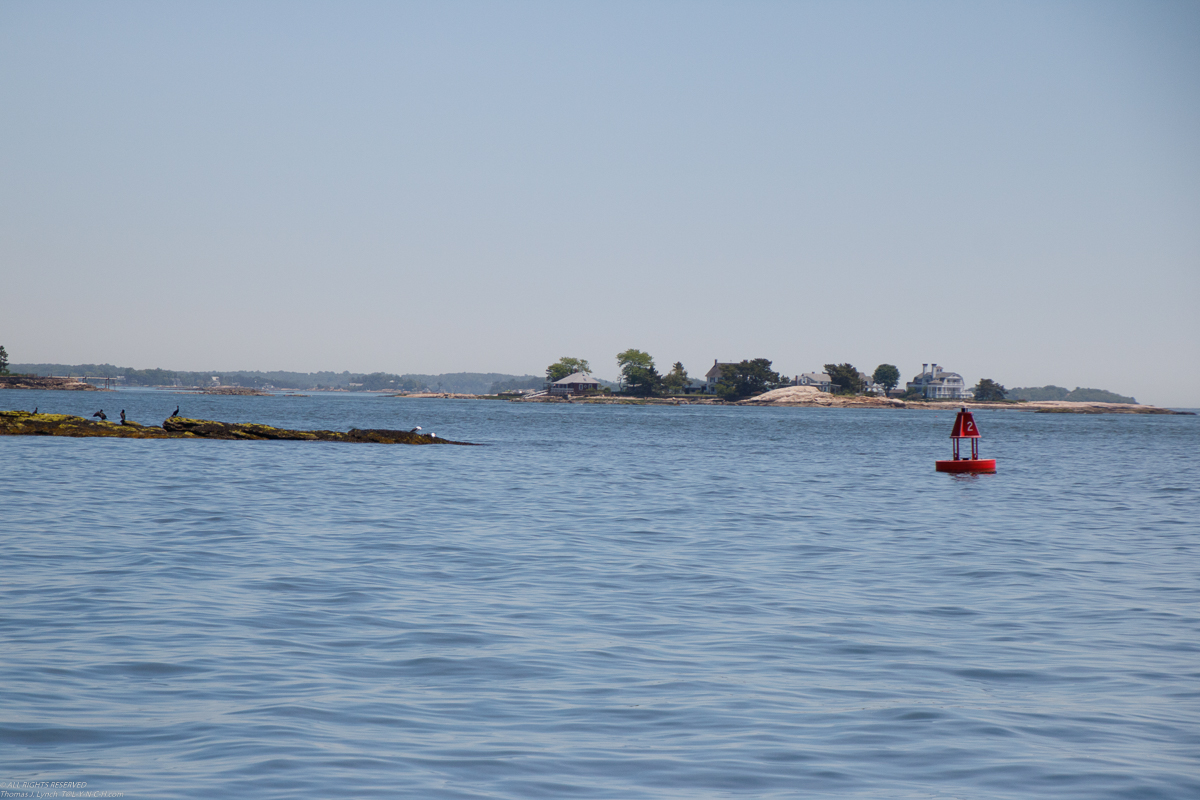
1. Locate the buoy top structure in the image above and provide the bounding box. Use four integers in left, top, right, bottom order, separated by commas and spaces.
949, 408, 980, 439
936, 408, 996, 473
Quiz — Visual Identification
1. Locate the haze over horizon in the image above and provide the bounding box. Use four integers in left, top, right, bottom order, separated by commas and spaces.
2, 2, 1197, 407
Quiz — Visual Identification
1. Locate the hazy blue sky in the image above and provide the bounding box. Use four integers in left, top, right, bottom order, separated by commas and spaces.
2, 1, 1197, 405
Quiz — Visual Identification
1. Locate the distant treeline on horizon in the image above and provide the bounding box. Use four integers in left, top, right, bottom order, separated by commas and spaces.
1006, 386, 1136, 404
10, 364, 545, 395
10, 364, 1138, 404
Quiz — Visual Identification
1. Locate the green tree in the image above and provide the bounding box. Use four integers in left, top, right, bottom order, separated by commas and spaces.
121, 367, 179, 386
1006, 385, 1068, 402
973, 379, 1007, 401
661, 361, 689, 395
823, 363, 863, 394
356, 372, 421, 391
546, 357, 591, 382
1062, 387, 1136, 404
716, 358, 783, 400
1007, 385, 1136, 404
616, 349, 660, 396
872, 364, 900, 393
0, 345, 8, 375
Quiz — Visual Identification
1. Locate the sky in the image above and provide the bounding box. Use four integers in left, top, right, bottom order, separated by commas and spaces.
2, 1, 1197, 406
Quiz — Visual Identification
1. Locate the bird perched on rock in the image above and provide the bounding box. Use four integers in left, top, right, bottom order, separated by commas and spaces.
170, 406, 179, 418
32, 407, 37, 415
409, 426, 422, 433
93, 410, 107, 421
120, 410, 126, 425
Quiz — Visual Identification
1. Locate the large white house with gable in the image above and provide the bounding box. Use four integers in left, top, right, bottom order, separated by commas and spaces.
906, 363, 967, 399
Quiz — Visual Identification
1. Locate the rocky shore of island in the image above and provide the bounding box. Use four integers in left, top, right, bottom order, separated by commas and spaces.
201, 386, 274, 396
507, 385, 1190, 413
737, 386, 905, 408
738, 386, 1192, 414
0, 411, 476, 443
0, 375, 100, 391
515, 394, 724, 405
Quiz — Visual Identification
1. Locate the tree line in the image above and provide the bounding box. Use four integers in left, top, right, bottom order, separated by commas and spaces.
544, 354, 1017, 403
823, 363, 902, 395
1005, 385, 1135, 404
817, 365, 1011, 402
5, 343, 1127, 404
545, 354, 912, 401
4, 358, 540, 394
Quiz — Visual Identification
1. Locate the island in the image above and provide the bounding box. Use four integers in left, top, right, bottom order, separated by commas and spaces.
735, 386, 1192, 414
508, 386, 1191, 413
0, 376, 99, 391
0, 411, 475, 444
201, 387, 274, 396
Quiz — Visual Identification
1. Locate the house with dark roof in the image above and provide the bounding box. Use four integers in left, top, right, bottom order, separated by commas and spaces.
549, 372, 601, 396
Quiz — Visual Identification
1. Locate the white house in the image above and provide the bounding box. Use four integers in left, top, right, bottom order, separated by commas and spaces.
549, 372, 601, 396
796, 372, 833, 392
704, 359, 736, 393
856, 371, 886, 395
906, 363, 967, 399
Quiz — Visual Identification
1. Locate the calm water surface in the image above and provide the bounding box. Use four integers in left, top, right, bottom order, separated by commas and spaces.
2, 391, 1198, 798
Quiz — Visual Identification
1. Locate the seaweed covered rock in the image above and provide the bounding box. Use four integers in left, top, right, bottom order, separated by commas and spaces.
162, 417, 319, 440
162, 417, 465, 443
0, 411, 178, 438
0, 411, 475, 444
200, 387, 272, 396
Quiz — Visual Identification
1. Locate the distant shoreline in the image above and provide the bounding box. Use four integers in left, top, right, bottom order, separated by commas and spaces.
397, 389, 1193, 415
733, 386, 1193, 414
3, 377, 1190, 414
0, 411, 475, 444
0, 375, 99, 391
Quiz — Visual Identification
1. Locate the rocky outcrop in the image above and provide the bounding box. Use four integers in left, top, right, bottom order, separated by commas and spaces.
0, 412, 178, 438
904, 400, 1192, 415
733, 387, 1192, 414
738, 386, 905, 408
0, 411, 475, 443
390, 392, 487, 399
514, 394, 726, 405
201, 387, 272, 396
0, 376, 99, 391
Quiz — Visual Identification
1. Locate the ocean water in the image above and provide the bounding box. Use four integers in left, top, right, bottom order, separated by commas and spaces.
1, 390, 1198, 799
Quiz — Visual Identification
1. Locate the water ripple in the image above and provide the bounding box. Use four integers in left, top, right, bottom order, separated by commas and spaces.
1, 397, 1198, 798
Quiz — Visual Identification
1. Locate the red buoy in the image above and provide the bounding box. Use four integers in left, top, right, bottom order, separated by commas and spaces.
936, 407, 996, 473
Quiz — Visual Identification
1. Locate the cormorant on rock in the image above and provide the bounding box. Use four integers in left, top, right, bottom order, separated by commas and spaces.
120, 410, 126, 425
409, 426, 422, 433
93, 410, 107, 421
32, 407, 37, 415
171, 406, 180, 418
